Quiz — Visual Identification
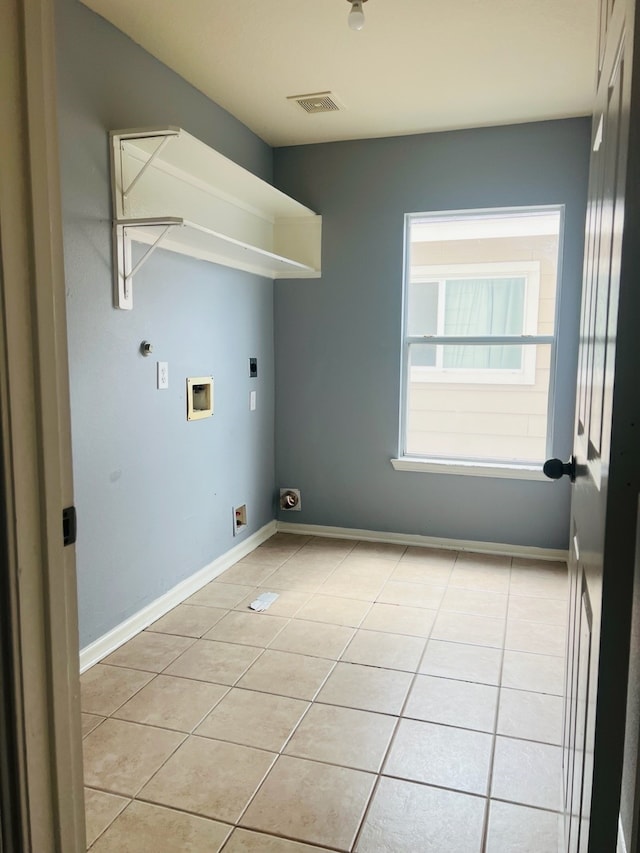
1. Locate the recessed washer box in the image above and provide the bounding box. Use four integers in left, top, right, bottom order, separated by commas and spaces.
187, 376, 214, 420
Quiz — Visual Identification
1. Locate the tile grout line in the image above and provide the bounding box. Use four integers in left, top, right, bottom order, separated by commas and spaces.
85, 790, 131, 851
219, 824, 348, 853
479, 555, 512, 853
349, 773, 384, 853
371, 770, 494, 799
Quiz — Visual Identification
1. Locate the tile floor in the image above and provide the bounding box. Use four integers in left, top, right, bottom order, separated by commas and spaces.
81, 533, 568, 852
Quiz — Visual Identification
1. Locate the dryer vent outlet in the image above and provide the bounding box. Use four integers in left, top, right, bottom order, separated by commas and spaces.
280, 488, 301, 511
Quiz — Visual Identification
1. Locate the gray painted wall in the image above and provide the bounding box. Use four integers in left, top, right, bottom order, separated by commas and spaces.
55, 0, 275, 647
273, 119, 591, 549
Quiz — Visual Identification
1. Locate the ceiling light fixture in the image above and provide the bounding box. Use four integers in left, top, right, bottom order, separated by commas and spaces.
346, 0, 368, 31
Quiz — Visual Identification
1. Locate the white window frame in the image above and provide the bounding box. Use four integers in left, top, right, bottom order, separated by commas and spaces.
409, 260, 540, 385
397, 206, 563, 474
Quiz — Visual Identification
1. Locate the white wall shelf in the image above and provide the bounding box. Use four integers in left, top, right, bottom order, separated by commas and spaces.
109, 127, 322, 309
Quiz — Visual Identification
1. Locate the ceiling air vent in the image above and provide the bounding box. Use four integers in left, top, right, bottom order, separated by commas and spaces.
287, 91, 344, 114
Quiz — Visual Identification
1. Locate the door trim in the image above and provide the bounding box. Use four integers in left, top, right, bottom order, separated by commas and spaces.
0, 0, 84, 849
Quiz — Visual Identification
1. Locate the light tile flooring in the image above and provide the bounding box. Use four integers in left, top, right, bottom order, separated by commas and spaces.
81, 533, 568, 852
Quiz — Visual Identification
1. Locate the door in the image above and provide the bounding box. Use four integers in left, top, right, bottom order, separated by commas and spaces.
556, 0, 640, 849
618, 502, 640, 850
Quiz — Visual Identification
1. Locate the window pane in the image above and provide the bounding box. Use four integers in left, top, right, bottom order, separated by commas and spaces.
441, 344, 522, 370
406, 343, 552, 464
409, 342, 524, 373
443, 278, 525, 336
408, 209, 561, 337
410, 343, 438, 368
407, 281, 438, 336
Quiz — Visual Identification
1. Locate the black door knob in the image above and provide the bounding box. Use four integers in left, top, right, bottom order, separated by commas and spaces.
543, 456, 576, 481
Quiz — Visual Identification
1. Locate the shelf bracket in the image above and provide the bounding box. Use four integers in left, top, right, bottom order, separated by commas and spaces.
121, 132, 178, 200
125, 223, 175, 281
114, 219, 180, 309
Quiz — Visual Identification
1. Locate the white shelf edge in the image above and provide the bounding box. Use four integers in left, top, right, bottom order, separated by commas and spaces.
121, 218, 318, 278
182, 219, 315, 272
122, 138, 315, 226
110, 126, 181, 140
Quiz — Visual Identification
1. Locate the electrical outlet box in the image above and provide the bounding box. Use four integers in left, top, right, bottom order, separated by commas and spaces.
249, 357, 258, 378
233, 504, 247, 535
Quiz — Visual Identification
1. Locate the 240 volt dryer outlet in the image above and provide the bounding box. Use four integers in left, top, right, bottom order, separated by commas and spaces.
280, 489, 301, 511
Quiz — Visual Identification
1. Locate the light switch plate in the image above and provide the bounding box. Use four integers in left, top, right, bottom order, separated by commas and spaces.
157, 362, 169, 389
250, 390, 257, 411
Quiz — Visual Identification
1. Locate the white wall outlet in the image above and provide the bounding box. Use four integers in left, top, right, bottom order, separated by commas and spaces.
250, 390, 257, 411
157, 361, 169, 390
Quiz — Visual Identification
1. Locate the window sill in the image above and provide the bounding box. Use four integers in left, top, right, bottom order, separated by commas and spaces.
390, 457, 550, 481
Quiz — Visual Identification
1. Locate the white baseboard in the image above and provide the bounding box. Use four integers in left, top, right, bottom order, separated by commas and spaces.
276, 520, 568, 562
79, 520, 277, 673
618, 814, 628, 853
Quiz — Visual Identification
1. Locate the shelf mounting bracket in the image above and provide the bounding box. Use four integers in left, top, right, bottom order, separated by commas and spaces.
114, 218, 181, 309
121, 132, 178, 201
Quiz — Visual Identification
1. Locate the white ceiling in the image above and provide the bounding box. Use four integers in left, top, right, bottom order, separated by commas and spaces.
80, 0, 599, 147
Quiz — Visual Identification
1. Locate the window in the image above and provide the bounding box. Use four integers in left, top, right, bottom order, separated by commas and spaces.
400, 208, 562, 468
409, 261, 540, 384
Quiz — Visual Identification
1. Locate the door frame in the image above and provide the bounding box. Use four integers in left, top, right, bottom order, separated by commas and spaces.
0, 0, 84, 850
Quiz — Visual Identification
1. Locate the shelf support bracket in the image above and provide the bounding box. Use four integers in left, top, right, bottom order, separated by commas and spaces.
125, 223, 174, 281
114, 220, 179, 310
122, 134, 176, 199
